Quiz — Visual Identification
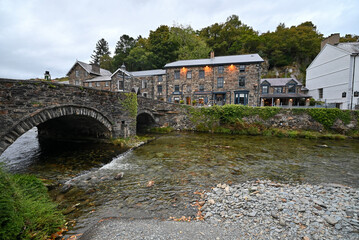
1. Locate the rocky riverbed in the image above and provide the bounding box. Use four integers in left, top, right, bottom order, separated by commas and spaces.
200, 180, 359, 240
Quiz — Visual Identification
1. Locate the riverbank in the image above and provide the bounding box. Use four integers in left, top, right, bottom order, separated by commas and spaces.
79, 180, 359, 240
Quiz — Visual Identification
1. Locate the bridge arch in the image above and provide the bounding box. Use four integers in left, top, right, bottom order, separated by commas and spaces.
0, 105, 113, 154
136, 110, 156, 133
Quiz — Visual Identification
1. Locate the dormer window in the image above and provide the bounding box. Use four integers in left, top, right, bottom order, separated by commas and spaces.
262, 85, 269, 94
288, 83, 296, 93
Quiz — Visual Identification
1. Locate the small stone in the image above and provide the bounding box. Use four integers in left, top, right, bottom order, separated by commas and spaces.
248, 211, 257, 217
302, 236, 310, 240
323, 215, 338, 225
204, 212, 213, 218
60, 184, 72, 193
335, 223, 342, 230
271, 211, 279, 219
208, 199, 215, 205
279, 218, 286, 226
313, 199, 327, 208
114, 172, 124, 180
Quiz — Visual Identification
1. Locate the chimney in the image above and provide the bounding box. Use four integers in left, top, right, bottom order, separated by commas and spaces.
321, 33, 340, 49
210, 51, 215, 59
90, 63, 100, 74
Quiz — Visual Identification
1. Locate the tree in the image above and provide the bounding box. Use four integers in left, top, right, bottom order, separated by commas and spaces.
91, 38, 111, 65
169, 25, 211, 60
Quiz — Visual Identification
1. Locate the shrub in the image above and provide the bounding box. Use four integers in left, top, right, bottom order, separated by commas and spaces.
0, 168, 65, 239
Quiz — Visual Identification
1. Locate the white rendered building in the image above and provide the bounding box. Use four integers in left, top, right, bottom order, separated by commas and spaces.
306, 38, 359, 109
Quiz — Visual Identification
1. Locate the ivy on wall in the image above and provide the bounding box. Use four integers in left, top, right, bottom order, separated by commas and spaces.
119, 93, 138, 118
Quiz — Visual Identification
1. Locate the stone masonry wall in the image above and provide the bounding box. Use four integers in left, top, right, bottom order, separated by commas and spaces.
0, 79, 136, 154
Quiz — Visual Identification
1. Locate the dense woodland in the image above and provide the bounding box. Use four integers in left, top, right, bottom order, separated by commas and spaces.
91, 15, 358, 82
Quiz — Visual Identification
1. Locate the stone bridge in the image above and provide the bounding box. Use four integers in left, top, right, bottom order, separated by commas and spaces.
0, 79, 189, 155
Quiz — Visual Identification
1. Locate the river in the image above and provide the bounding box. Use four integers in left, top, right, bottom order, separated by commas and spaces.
1, 128, 358, 236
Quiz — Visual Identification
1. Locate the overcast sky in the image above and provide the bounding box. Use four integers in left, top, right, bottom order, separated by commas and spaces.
0, 0, 358, 79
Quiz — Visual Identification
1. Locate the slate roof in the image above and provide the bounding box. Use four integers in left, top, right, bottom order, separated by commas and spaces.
111, 67, 132, 77
260, 78, 303, 87
84, 76, 111, 82
164, 54, 264, 68
336, 42, 359, 54
130, 69, 166, 77
67, 61, 112, 76
260, 93, 311, 98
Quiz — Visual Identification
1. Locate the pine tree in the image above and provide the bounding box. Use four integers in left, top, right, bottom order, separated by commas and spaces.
91, 38, 111, 64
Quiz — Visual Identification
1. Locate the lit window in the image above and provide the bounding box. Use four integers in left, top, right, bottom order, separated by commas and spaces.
158, 85, 162, 94
174, 71, 180, 79
262, 85, 268, 94
199, 84, 204, 91
217, 77, 224, 88
239, 76, 245, 87
199, 70, 205, 79
187, 71, 192, 79
158, 75, 163, 82
239, 65, 245, 72
218, 66, 224, 74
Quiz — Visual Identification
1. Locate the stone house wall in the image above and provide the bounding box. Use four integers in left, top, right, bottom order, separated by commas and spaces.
165, 63, 261, 106
68, 64, 94, 86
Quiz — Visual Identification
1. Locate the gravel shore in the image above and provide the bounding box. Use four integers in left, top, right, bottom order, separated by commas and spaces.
80, 180, 359, 240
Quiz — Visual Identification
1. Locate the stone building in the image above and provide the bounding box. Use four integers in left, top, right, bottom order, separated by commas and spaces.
130, 69, 166, 100
163, 52, 264, 106
260, 78, 311, 107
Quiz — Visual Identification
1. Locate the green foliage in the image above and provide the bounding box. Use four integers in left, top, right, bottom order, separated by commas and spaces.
307, 108, 352, 128
119, 93, 138, 118
149, 126, 175, 133
91, 38, 111, 65
0, 167, 64, 239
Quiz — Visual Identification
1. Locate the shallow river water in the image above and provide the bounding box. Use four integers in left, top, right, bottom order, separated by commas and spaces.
1, 128, 358, 236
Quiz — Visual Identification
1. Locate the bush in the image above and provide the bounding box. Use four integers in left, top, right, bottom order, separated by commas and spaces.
0, 168, 65, 239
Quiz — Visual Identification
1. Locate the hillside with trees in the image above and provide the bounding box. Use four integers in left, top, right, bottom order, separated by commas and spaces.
90, 15, 358, 84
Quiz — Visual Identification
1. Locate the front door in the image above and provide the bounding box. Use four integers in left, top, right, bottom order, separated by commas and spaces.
186, 97, 191, 105
234, 91, 249, 105
215, 94, 226, 105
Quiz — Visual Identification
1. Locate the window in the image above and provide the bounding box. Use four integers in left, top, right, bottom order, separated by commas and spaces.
89, 82, 92, 87
218, 66, 224, 74
174, 70, 180, 79
354, 91, 359, 97
75, 70, 79, 77
239, 65, 246, 72
118, 73, 122, 78
199, 84, 204, 92
174, 85, 180, 92
288, 84, 296, 93
238, 76, 245, 87
187, 85, 192, 93
187, 71, 192, 79
158, 75, 163, 82
262, 85, 268, 94
342, 92, 346, 98
217, 77, 224, 88
274, 87, 283, 93
96, 82, 100, 87
118, 80, 124, 90
75, 80, 79, 85
318, 88, 323, 98
157, 85, 162, 94
199, 70, 205, 79
142, 80, 147, 89
105, 82, 109, 87
174, 97, 180, 103
235, 91, 249, 105
143, 93, 147, 98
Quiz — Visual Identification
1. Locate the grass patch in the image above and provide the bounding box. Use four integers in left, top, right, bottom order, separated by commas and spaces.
0, 167, 65, 239
148, 126, 175, 133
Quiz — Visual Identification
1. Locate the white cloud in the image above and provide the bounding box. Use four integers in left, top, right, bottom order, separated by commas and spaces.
0, 0, 358, 79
